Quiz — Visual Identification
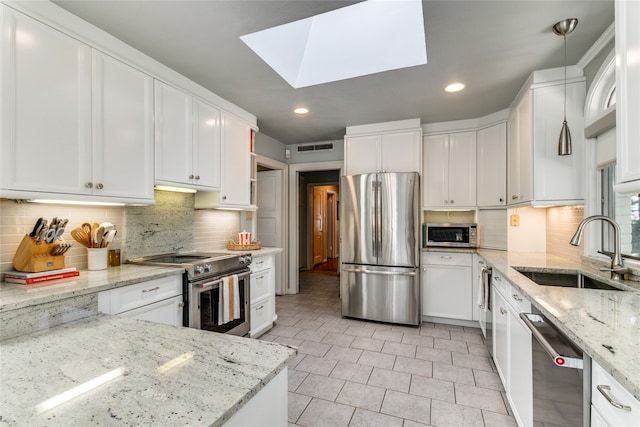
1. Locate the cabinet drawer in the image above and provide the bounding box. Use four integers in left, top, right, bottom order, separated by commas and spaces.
592, 361, 640, 426
105, 275, 182, 315
251, 297, 272, 331
251, 271, 270, 302
250, 255, 273, 273
423, 252, 472, 266
492, 271, 508, 296
507, 284, 531, 313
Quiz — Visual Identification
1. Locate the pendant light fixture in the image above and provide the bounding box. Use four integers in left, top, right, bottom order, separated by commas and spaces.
553, 18, 578, 156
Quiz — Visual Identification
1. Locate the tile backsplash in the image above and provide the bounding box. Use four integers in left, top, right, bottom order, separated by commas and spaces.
1, 191, 240, 273
546, 206, 584, 262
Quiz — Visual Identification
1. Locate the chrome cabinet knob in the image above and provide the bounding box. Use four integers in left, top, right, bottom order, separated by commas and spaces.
86, 182, 93, 189
189, 174, 195, 179
96, 183, 104, 190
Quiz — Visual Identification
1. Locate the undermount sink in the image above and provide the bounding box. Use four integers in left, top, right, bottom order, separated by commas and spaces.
513, 268, 622, 291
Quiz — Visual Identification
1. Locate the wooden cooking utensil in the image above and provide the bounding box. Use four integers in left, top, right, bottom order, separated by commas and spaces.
81, 223, 93, 247
71, 228, 90, 248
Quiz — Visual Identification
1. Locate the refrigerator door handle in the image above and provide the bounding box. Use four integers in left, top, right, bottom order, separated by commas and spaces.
371, 180, 378, 257
376, 179, 382, 259
342, 267, 417, 277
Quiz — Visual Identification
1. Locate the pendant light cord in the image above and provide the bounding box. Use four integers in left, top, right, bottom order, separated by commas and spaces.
563, 34, 567, 121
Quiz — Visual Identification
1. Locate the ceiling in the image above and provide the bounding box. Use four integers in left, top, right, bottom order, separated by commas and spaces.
53, 0, 614, 145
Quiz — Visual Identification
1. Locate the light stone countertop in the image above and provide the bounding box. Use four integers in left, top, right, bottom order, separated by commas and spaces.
0, 265, 184, 313
478, 249, 640, 401
0, 315, 297, 426
219, 246, 283, 257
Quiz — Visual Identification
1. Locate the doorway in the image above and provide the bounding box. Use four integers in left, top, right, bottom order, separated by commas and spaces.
288, 161, 343, 294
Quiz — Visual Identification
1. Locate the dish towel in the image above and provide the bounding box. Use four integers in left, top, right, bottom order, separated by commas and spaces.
477, 269, 487, 309
218, 274, 240, 325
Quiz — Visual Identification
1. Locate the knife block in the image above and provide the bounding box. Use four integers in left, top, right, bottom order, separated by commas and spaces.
12, 234, 65, 273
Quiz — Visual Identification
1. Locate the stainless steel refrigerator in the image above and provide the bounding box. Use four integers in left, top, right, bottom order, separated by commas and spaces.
340, 172, 420, 325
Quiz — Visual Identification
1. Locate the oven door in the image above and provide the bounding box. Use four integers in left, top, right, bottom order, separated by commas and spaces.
189, 270, 250, 336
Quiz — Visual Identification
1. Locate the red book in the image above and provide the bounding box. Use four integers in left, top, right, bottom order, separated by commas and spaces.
4, 270, 80, 285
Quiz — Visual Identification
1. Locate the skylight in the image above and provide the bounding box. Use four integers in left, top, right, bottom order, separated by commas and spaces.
240, 0, 427, 88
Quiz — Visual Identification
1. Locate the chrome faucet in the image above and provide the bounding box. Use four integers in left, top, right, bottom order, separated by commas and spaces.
570, 215, 628, 280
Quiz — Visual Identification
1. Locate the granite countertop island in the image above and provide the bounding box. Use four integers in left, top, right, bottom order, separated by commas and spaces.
0, 315, 297, 426
478, 249, 640, 401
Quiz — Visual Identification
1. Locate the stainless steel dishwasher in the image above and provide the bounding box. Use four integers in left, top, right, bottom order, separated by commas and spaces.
520, 308, 590, 427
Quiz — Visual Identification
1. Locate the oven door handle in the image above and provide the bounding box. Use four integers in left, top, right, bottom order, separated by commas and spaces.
519, 313, 583, 369
194, 270, 250, 291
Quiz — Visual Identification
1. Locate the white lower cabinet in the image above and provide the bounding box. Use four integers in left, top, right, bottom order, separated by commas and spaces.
249, 254, 276, 337
98, 275, 184, 327
224, 368, 288, 427
491, 270, 532, 427
421, 252, 473, 321
591, 360, 640, 427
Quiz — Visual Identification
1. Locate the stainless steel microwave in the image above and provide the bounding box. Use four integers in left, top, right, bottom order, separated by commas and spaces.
424, 223, 478, 248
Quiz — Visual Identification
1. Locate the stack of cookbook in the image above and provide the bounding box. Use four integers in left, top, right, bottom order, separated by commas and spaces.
2, 268, 79, 285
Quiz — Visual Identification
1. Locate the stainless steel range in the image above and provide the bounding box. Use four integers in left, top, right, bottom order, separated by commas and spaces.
128, 252, 252, 336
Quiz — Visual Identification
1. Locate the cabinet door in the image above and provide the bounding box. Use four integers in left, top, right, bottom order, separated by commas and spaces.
154, 81, 192, 186
423, 263, 472, 320
509, 311, 532, 427
1, 8, 91, 195
423, 134, 449, 207
447, 131, 477, 207
118, 295, 184, 327
380, 130, 422, 173
615, 0, 640, 189
193, 99, 221, 190
492, 289, 509, 387
344, 134, 380, 175
477, 123, 507, 207
508, 92, 532, 205
220, 113, 251, 206
93, 51, 153, 200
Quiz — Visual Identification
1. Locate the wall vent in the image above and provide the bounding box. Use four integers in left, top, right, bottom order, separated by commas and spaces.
296, 142, 334, 153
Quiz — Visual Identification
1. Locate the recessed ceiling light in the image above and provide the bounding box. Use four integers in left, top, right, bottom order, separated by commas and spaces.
294, 107, 309, 115
445, 82, 465, 93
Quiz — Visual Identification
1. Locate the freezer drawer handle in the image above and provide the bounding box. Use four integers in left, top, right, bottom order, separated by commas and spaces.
343, 267, 416, 277
519, 313, 584, 369
596, 385, 633, 411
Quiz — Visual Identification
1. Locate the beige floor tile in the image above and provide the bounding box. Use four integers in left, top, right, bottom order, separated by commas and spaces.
450, 330, 485, 344
482, 410, 519, 427
330, 361, 373, 384
451, 352, 494, 371
325, 345, 363, 363
272, 325, 304, 338
418, 327, 452, 339
295, 355, 338, 376
295, 319, 326, 330
430, 399, 484, 427
371, 329, 404, 342
391, 324, 421, 335
336, 381, 386, 411
289, 369, 309, 391
433, 337, 470, 354
358, 350, 397, 369
402, 420, 432, 427
415, 346, 453, 364
380, 389, 431, 425
297, 398, 355, 427
350, 336, 385, 352
454, 383, 508, 413
321, 332, 355, 347
298, 340, 332, 357
288, 392, 312, 423
296, 373, 346, 401
401, 333, 435, 348
432, 362, 475, 385
344, 326, 375, 338
382, 341, 417, 358
349, 408, 404, 427
473, 369, 505, 392
368, 367, 411, 393
394, 356, 433, 377
295, 329, 329, 342
467, 341, 491, 357
409, 375, 455, 403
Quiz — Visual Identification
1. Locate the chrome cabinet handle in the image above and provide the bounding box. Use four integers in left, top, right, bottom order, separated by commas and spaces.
597, 385, 632, 411
494, 276, 501, 281
512, 294, 523, 302
512, 195, 519, 200
256, 305, 265, 310
142, 286, 160, 293
86, 182, 93, 189
500, 308, 507, 315
178, 302, 185, 308
441, 256, 452, 260
449, 200, 454, 204
96, 183, 104, 190
189, 174, 194, 179
195, 175, 200, 180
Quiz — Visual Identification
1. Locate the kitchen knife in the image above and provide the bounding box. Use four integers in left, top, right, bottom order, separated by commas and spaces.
29, 218, 45, 238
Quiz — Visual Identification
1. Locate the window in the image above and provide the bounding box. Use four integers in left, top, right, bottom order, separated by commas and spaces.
600, 164, 640, 259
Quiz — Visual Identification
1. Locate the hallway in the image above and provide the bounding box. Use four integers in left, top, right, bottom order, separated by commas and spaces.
259, 270, 517, 427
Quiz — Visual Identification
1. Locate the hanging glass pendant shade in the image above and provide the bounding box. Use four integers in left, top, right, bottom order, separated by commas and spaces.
553, 18, 578, 156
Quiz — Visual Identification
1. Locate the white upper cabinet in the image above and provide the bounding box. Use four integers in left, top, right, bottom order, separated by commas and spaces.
0, 7, 154, 203
93, 51, 154, 201
195, 112, 253, 209
344, 120, 422, 176
423, 131, 477, 208
477, 122, 507, 207
507, 69, 586, 206
154, 81, 221, 191
614, 0, 640, 193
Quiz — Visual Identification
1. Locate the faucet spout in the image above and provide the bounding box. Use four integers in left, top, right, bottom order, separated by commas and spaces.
570, 215, 627, 280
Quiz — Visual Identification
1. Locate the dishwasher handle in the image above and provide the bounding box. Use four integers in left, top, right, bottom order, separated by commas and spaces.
519, 313, 584, 369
